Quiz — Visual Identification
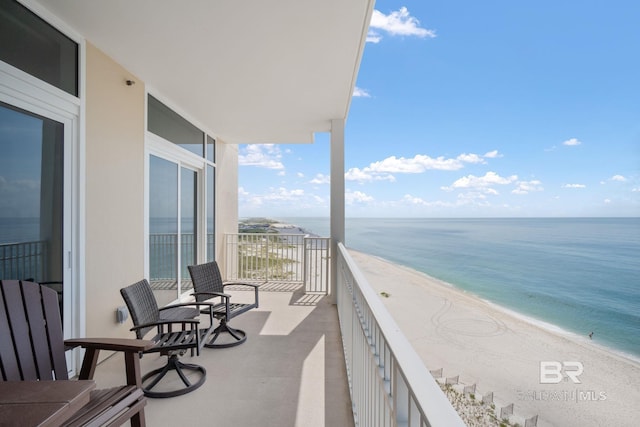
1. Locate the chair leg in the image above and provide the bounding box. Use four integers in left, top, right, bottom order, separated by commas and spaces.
141, 354, 206, 398
204, 318, 247, 348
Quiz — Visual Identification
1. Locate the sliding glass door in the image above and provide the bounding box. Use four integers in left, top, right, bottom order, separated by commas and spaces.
148, 155, 198, 303
0, 101, 66, 316
146, 93, 215, 302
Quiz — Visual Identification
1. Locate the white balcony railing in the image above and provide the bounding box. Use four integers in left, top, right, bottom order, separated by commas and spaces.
224, 233, 331, 293
222, 234, 464, 425
337, 243, 465, 427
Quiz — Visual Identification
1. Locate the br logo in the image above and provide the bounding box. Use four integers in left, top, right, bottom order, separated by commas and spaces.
539, 361, 584, 384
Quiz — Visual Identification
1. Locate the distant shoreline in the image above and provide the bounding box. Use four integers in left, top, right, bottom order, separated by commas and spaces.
357, 249, 640, 366
239, 218, 319, 237
240, 217, 640, 359
272, 217, 640, 358
350, 250, 640, 427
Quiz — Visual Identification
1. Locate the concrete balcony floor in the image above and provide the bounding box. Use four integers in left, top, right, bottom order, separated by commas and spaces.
94, 283, 355, 427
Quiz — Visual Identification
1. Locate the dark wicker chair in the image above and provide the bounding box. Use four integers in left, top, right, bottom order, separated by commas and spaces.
187, 261, 259, 348
0, 280, 152, 426
120, 279, 215, 398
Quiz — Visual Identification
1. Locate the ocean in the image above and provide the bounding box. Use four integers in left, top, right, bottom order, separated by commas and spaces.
278, 217, 640, 359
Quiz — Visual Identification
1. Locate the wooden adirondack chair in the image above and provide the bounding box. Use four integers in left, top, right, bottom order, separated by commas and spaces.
0, 280, 153, 426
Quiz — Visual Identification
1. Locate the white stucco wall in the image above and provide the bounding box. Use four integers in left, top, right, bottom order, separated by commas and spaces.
84, 42, 146, 338
83, 43, 239, 338
213, 140, 239, 276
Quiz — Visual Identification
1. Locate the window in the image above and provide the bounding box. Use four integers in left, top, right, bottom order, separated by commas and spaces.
206, 135, 215, 163
147, 95, 204, 156
0, 0, 79, 96
147, 94, 216, 297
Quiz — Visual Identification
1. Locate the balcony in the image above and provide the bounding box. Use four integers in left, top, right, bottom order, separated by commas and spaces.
1, 1, 465, 425
97, 279, 352, 426
93, 236, 463, 426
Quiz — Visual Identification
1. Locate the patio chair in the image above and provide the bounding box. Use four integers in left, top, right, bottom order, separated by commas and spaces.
0, 280, 152, 427
188, 261, 259, 348
120, 279, 215, 398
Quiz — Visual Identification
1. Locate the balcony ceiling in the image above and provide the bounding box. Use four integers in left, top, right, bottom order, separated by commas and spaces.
38, 0, 374, 144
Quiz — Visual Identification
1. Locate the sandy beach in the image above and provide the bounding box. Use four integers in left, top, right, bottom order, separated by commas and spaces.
349, 250, 640, 427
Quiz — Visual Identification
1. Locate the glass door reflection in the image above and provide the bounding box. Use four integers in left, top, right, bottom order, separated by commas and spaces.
0, 101, 64, 318
148, 155, 198, 302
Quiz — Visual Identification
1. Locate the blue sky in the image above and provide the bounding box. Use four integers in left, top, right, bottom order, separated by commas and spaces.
238, 1, 640, 218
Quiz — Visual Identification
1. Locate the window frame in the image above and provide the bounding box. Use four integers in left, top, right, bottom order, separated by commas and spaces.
144, 91, 216, 299
0, 0, 85, 377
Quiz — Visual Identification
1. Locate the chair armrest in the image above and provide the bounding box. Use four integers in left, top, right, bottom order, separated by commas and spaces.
130, 318, 200, 332
65, 338, 154, 353
159, 300, 220, 311
158, 301, 202, 311
192, 291, 231, 299
222, 282, 259, 308
65, 338, 154, 385
222, 282, 260, 290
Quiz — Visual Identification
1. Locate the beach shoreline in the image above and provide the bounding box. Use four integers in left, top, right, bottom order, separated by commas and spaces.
372, 249, 640, 366
349, 249, 640, 427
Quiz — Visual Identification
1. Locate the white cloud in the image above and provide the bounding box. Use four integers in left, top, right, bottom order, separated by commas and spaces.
456, 153, 485, 164
369, 154, 463, 173
401, 194, 429, 205
296, 172, 305, 178
483, 150, 503, 158
604, 199, 611, 204
439, 173, 544, 196
512, 180, 544, 195
238, 144, 284, 169
309, 173, 330, 185
611, 175, 627, 182
562, 138, 582, 146
353, 86, 371, 97
264, 187, 304, 201
368, 7, 436, 43
278, 188, 303, 197
632, 187, 640, 192
346, 190, 374, 204
442, 171, 518, 191
366, 32, 382, 43
239, 186, 307, 209
345, 167, 395, 183
345, 151, 500, 183
457, 192, 488, 201
562, 183, 586, 188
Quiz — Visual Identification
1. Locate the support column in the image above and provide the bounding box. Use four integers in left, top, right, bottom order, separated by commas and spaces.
330, 119, 345, 303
